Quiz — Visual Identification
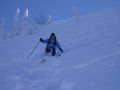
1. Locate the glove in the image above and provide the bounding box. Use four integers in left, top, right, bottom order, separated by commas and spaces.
40, 38, 43, 42
59, 48, 63, 52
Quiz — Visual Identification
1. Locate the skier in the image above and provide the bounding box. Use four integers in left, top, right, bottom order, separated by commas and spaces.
40, 33, 63, 56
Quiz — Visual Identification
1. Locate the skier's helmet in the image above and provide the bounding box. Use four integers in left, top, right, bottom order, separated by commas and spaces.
51, 33, 55, 36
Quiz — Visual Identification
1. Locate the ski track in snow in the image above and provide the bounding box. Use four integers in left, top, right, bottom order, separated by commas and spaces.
75, 51, 120, 69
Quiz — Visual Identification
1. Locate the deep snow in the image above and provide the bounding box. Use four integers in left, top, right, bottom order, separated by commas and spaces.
0, 7, 120, 90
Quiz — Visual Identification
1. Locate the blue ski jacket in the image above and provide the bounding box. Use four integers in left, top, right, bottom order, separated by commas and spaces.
41, 38, 62, 50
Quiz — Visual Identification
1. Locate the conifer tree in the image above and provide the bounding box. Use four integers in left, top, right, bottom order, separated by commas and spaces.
21, 8, 32, 35
12, 8, 20, 37
0, 18, 6, 40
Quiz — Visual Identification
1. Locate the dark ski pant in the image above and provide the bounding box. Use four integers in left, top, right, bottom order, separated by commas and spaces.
45, 47, 56, 56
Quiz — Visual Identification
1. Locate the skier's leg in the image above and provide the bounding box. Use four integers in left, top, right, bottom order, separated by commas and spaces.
52, 47, 56, 56
45, 48, 51, 55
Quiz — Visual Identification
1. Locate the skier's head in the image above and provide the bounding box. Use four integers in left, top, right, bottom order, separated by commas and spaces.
50, 33, 56, 40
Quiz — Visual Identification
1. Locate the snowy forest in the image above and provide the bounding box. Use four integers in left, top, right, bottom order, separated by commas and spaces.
0, 8, 53, 40
0, 7, 78, 40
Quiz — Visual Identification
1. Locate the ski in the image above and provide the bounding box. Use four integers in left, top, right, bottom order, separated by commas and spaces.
40, 59, 46, 63
40, 52, 62, 64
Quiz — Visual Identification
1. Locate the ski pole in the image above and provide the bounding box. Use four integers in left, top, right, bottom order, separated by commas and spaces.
26, 41, 40, 60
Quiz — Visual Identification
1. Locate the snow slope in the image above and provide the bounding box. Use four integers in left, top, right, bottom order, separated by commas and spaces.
0, 7, 120, 90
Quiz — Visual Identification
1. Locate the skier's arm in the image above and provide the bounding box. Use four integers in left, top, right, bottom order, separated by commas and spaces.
40, 38, 49, 43
56, 40, 63, 52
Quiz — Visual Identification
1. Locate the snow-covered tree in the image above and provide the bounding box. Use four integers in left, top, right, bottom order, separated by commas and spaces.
12, 8, 20, 37
21, 8, 32, 35
72, 6, 79, 21
34, 14, 49, 30
34, 14, 48, 26
0, 18, 6, 40
25, 8, 29, 18
47, 14, 52, 24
